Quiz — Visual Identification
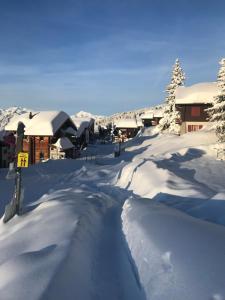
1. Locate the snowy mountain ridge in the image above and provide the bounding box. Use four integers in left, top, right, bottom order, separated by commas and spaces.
0, 107, 29, 131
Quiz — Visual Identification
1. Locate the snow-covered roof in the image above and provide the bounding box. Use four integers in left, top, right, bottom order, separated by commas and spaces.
53, 137, 74, 150
136, 119, 144, 127
141, 109, 163, 119
141, 111, 154, 119
71, 117, 94, 138
115, 119, 138, 129
175, 82, 219, 104
5, 111, 72, 136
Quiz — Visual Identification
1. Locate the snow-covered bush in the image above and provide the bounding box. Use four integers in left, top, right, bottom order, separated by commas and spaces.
159, 59, 185, 134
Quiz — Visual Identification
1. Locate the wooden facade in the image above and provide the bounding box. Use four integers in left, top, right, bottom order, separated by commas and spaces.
176, 104, 210, 134
5, 111, 77, 165
23, 136, 51, 164
116, 127, 139, 139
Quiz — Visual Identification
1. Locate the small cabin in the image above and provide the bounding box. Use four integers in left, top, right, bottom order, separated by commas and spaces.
175, 82, 219, 134
71, 117, 95, 149
5, 111, 77, 164
50, 137, 77, 160
114, 118, 140, 140
141, 109, 163, 127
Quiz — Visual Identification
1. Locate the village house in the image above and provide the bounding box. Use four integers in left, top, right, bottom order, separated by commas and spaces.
175, 82, 219, 134
71, 117, 95, 149
50, 137, 76, 160
5, 111, 77, 164
114, 118, 142, 140
141, 108, 163, 127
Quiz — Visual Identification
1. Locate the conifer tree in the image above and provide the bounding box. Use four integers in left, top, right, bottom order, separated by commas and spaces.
159, 58, 185, 133
207, 58, 225, 142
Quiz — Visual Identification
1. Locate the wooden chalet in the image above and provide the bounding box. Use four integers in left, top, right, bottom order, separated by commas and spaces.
71, 117, 95, 149
114, 118, 141, 139
141, 109, 163, 127
5, 111, 77, 164
175, 82, 219, 134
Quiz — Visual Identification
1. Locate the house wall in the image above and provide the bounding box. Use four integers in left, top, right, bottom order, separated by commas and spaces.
117, 128, 139, 138
142, 119, 152, 127
23, 136, 50, 164
176, 104, 210, 134
176, 104, 210, 122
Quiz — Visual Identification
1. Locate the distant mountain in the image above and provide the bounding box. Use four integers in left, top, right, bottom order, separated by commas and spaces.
0, 107, 29, 131
74, 111, 105, 120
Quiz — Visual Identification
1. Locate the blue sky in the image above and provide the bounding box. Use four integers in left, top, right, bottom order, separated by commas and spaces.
0, 0, 225, 115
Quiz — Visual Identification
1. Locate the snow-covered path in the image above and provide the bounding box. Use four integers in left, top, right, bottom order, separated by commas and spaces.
1, 130, 225, 299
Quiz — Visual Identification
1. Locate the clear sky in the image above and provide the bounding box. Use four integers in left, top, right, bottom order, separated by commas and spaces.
0, 0, 225, 115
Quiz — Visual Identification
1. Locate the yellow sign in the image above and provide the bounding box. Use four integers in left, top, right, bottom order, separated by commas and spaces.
17, 152, 29, 168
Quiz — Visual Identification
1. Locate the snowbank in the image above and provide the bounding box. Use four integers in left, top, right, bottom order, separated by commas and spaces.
122, 197, 225, 300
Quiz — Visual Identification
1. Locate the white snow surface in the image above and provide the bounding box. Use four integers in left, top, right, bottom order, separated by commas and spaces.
5, 111, 71, 136
0, 127, 225, 299
53, 137, 74, 150
175, 82, 219, 104
74, 111, 104, 120
114, 118, 139, 128
71, 117, 94, 137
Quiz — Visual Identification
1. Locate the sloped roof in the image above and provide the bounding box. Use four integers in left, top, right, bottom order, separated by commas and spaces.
141, 111, 154, 119
175, 82, 220, 104
141, 109, 163, 119
71, 117, 94, 138
53, 137, 74, 150
115, 119, 138, 129
5, 111, 71, 136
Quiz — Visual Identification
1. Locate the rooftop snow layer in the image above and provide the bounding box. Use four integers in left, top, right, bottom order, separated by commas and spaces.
175, 82, 219, 104
71, 117, 94, 138
114, 119, 139, 128
141, 111, 154, 119
5, 111, 71, 136
53, 137, 74, 150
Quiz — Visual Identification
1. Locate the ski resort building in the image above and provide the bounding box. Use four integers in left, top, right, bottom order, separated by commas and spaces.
5, 111, 77, 164
175, 82, 219, 134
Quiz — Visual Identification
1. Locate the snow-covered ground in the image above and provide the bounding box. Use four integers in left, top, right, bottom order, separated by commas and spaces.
0, 127, 225, 299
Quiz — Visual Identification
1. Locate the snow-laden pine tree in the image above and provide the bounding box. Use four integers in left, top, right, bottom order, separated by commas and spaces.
159, 59, 185, 134
207, 58, 225, 142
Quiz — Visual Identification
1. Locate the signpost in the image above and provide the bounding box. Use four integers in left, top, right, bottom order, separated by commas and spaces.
17, 152, 29, 168
3, 122, 26, 223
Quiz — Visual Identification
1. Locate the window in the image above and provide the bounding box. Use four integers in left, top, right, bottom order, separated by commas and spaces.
188, 125, 203, 132
191, 107, 201, 117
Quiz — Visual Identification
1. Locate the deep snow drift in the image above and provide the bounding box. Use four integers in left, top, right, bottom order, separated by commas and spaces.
0, 128, 225, 300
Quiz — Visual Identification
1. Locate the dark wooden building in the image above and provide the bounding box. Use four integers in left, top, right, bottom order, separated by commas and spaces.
114, 118, 140, 140
141, 109, 163, 127
5, 111, 77, 164
175, 82, 219, 134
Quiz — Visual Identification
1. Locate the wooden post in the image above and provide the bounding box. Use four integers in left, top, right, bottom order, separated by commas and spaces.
3, 122, 25, 223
